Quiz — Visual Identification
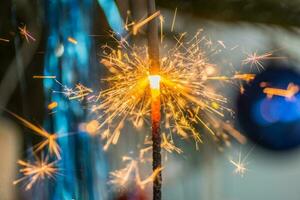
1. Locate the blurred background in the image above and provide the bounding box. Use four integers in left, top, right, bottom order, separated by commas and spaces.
1, 0, 300, 199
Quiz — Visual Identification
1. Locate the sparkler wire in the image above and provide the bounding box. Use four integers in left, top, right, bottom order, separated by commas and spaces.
147, 0, 162, 199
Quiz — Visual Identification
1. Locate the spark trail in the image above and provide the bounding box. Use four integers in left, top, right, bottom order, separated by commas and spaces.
7, 111, 61, 159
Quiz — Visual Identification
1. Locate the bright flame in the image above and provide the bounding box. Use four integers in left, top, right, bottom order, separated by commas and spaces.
148, 75, 161, 90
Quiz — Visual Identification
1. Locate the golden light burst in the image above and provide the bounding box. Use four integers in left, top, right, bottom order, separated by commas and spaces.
7, 111, 61, 159
91, 29, 250, 152
229, 151, 249, 177
229, 145, 255, 177
13, 156, 59, 191
242, 51, 284, 71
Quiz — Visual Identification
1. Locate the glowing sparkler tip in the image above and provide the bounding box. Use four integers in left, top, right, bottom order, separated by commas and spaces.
148, 75, 161, 90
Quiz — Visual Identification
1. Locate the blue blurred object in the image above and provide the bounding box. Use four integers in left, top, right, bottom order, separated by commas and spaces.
97, 0, 125, 35
42, 0, 126, 199
237, 64, 300, 150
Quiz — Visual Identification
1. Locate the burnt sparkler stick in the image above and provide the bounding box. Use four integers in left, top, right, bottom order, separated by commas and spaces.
147, 0, 162, 199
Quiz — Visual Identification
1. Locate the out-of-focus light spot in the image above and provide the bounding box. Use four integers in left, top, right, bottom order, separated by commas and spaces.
85, 120, 99, 135
55, 44, 64, 57
48, 101, 58, 110
211, 102, 219, 109
205, 65, 216, 75
67, 37, 77, 44
252, 95, 300, 126
238, 65, 300, 150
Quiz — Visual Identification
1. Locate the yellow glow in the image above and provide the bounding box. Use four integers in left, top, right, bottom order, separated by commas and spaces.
47, 101, 58, 110
148, 75, 161, 90
67, 37, 77, 44
86, 120, 99, 135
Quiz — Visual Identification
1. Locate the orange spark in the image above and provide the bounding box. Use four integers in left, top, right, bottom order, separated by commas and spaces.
263, 83, 299, 99
206, 73, 255, 82
161, 133, 182, 154
159, 15, 164, 43
242, 51, 284, 71
68, 37, 78, 44
33, 75, 56, 79
233, 74, 255, 82
18, 25, 36, 43
171, 8, 177, 32
47, 102, 58, 110
68, 84, 93, 100
132, 11, 160, 35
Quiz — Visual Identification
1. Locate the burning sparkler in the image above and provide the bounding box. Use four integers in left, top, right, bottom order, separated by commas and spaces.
88, 13, 257, 199
96, 29, 248, 151
24, 3, 281, 198
34, 5, 273, 198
